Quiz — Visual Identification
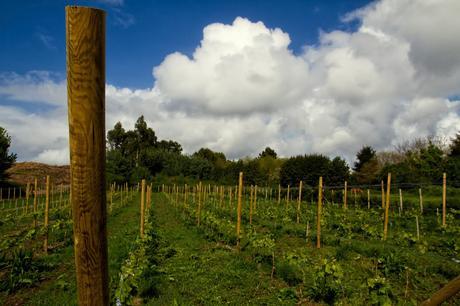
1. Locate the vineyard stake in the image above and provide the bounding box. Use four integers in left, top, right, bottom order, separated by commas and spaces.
367, 189, 370, 209
399, 188, 403, 213
254, 185, 258, 212
140, 179, 145, 237
316, 176, 322, 249
416, 215, 420, 240
66, 6, 108, 305
33, 178, 38, 227
25, 182, 30, 213
249, 185, 253, 224
297, 180, 303, 224
286, 185, 290, 210
442, 173, 446, 227
236, 172, 243, 248
383, 173, 391, 240
44, 175, 50, 253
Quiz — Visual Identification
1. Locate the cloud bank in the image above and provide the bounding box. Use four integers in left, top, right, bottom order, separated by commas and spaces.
1, 0, 460, 165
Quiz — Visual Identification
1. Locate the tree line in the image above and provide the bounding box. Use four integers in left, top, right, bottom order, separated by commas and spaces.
2, 116, 460, 188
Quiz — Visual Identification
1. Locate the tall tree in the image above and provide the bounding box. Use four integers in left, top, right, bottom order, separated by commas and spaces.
354, 146, 376, 172
0, 127, 17, 185
258, 147, 277, 159
449, 132, 460, 157
107, 121, 126, 150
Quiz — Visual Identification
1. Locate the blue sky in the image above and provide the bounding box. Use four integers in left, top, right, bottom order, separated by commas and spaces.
0, 0, 371, 88
1, 0, 460, 164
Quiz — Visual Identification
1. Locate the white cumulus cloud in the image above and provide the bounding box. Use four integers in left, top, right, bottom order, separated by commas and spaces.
1, 0, 460, 165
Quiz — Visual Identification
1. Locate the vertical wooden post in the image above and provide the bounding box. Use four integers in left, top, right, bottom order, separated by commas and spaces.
254, 185, 258, 212
66, 6, 108, 305
383, 173, 391, 240
184, 184, 188, 207
367, 189, 370, 209
297, 181, 303, 224
442, 173, 446, 227
236, 172, 243, 248
44, 175, 50, 253
140, 179, 146, 237
317, 177, 323, 249
25, 182, 30, 213
399, 188, 403, 213
249, 185, 253, 225
33, 178, 38, 227
344, 181, 348, 209
286, 185, 290, 210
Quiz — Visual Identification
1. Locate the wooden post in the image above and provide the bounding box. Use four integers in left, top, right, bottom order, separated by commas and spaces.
44, 175, 50, 253
236, 172, 243, 247
421, 274, 460, 306
33, 178, 38, 227
381, 180, 385, 209
416, 215, 420, 240
383, 173, 391, 240
25, 182, 30, 213
286, 185, 290, 210
66, 6, 108, 305
399, 188, 403, 213
419, 188, 423, 214
442, 173, 446, 227
367, 189, 370, 209
140, 179, 145, 237
249, 185, 253, 225
317, 177, 322, 249
344, 181, 348, 209
297, 181, 303, 223
254, 185, 258, 212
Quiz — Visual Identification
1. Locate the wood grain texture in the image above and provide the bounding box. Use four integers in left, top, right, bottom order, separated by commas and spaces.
66, 6, 108, 306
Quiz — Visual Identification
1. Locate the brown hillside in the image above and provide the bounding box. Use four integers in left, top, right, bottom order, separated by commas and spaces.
6, 162, 70, 187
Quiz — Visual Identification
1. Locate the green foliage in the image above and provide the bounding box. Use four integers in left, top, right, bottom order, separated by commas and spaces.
366, 276, 393, 305
0, 126, 17, 186
354, 146, 376, 172
259, 147, 277, 159
308, 258, 344, 304
280, 154, 349, 187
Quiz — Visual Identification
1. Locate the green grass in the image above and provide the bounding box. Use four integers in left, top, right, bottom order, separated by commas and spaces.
145, 193, 292, 305
0, 193, 141, 305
